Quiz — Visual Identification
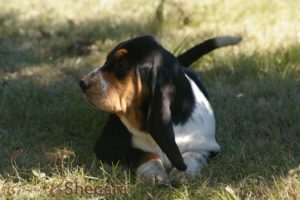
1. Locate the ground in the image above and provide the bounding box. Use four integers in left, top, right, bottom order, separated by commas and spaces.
0, 0, 299, 199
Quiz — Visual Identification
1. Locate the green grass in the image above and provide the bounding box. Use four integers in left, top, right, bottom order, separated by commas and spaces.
0, 0, 300, 199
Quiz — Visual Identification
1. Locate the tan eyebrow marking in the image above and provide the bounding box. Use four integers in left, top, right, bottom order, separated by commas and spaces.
115, 48, 128, 60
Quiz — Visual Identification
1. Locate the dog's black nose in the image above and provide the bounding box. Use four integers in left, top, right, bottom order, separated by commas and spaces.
79, 80, 91, 91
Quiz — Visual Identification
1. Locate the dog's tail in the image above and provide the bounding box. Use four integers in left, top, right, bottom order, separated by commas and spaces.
177, 35, 242, 67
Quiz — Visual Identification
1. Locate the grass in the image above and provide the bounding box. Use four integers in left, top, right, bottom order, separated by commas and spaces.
0, 0, 299, 199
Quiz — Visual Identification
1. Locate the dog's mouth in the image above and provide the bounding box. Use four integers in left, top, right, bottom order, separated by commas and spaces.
87, 100, 98, 109
82, 93, 116, 112
81, 93, 99, 109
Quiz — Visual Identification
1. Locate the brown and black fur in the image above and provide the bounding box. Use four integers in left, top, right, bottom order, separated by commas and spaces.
80, 35, 241, 171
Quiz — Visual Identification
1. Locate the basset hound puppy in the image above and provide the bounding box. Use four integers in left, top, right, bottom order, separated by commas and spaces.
79, 35, 241, 186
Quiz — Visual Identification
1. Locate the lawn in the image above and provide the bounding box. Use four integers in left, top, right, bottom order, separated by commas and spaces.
0, 0, 299, 199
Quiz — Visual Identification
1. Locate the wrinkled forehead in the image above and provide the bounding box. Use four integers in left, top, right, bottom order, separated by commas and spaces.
106, 41, 126, 60
106, 36, 161, 61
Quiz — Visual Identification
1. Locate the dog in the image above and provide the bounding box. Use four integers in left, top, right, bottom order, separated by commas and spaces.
79, 35, 241, 186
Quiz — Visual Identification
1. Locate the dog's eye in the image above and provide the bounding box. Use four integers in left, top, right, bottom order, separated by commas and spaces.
118, 59, 127, 68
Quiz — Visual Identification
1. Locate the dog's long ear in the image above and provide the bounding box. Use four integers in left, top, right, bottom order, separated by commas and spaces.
145, 52, 187, 171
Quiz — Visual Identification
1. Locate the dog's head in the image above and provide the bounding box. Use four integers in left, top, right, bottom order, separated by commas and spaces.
80, 35, 187, 170
79, 36, 151, 114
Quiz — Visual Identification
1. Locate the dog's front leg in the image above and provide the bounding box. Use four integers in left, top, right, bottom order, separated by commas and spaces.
136, 152, 171, 186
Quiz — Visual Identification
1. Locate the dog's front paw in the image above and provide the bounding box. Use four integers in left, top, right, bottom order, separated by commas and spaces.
169, 151, 208, 186
169, 168, 188, 187
137, 159, 171, 186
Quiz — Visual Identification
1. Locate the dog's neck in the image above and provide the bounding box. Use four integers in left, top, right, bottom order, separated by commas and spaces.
117, 107, 144, 131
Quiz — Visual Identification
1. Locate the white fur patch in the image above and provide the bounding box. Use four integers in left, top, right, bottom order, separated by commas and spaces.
174, 75, 220, 154
120, 74, 220, 172
98, 72, 109, 93
87, 67, 100, 77
214, 35, 242, 47
182, 151, 208, 172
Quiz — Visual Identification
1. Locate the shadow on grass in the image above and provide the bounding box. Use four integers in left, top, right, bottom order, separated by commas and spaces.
0, 6, 166, 177
197, 45, 300, 185
0, 10, 299, 187
0, 8, 164, 71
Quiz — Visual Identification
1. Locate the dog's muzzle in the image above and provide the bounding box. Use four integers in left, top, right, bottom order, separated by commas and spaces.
79, 79, 91, 92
